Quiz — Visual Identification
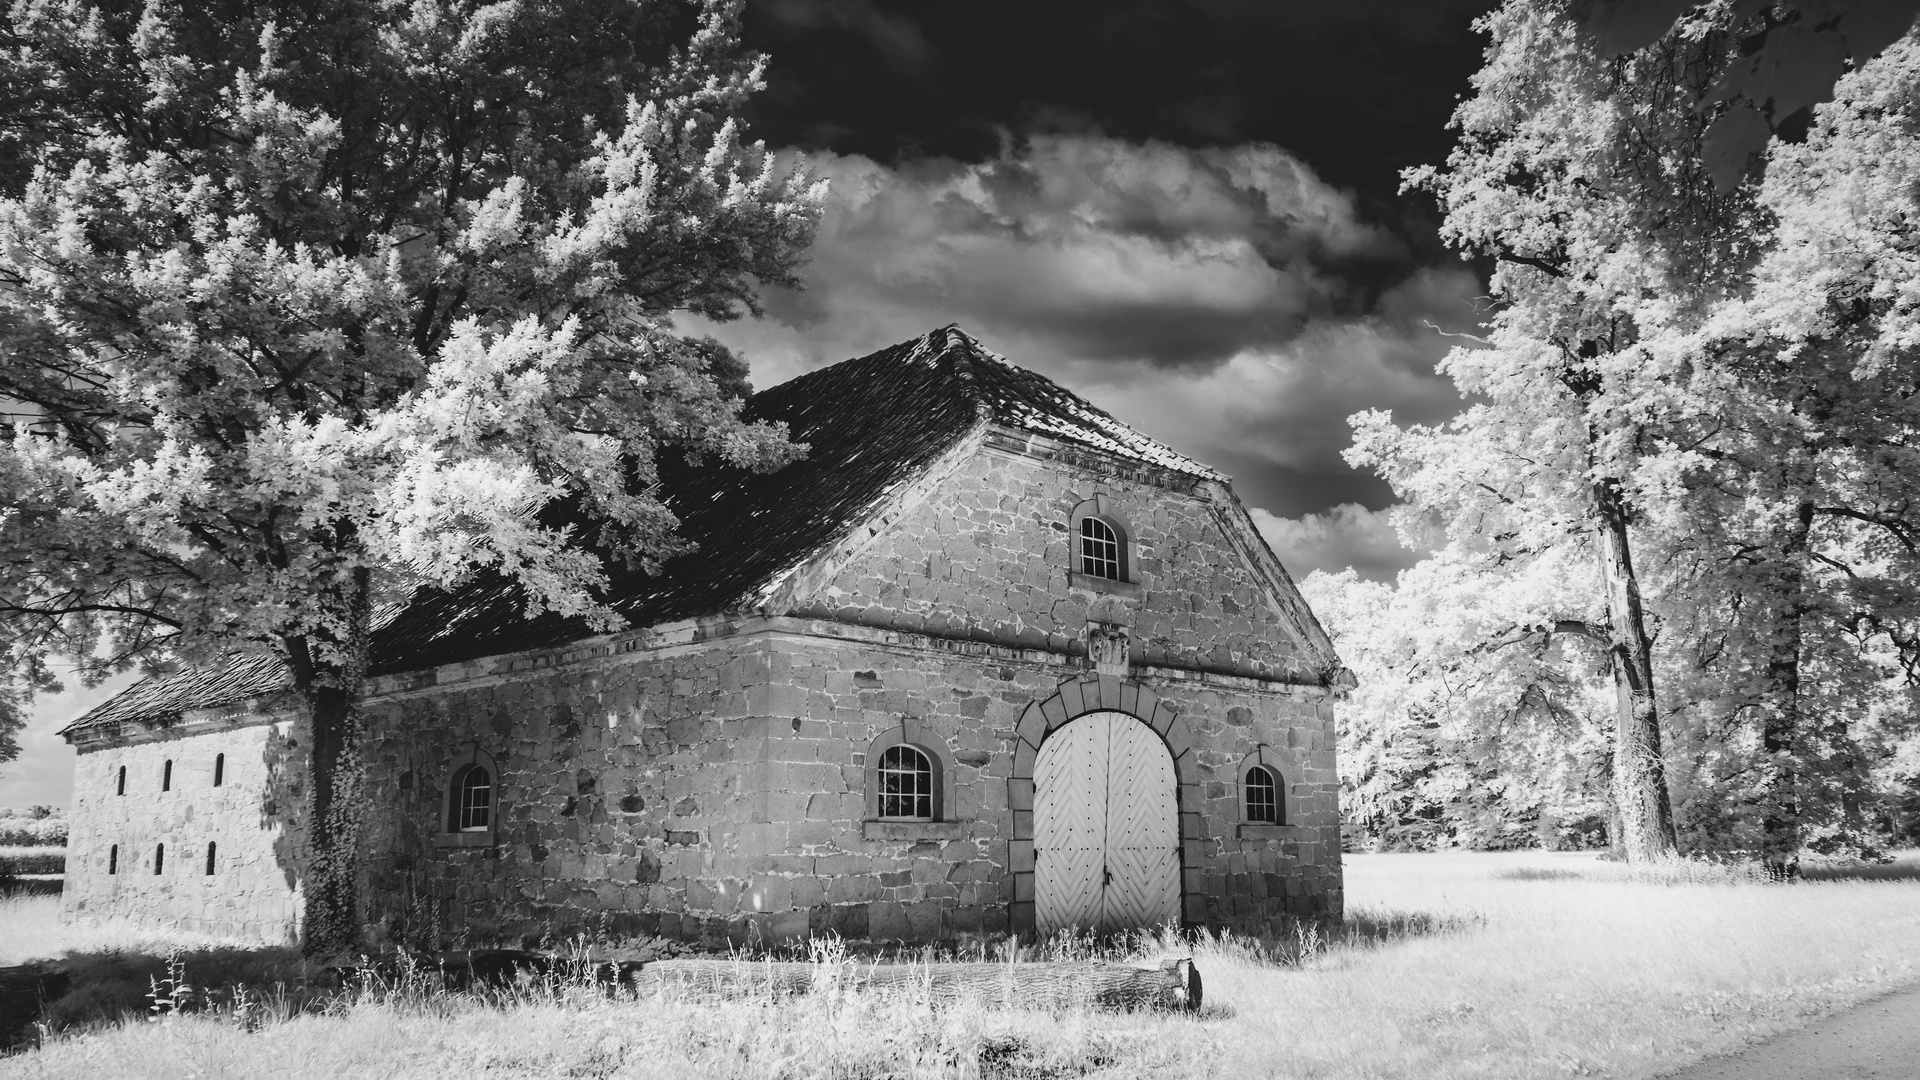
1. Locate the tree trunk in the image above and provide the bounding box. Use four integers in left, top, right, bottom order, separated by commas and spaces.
294, 565, 374, 958
1593, 478, 1679, 863
1759, 501, 1812, 879
1601, 752, 1627, 862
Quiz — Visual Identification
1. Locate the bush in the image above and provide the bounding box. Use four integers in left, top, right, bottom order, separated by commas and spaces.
0, 807, 68, 847
0, 846, 67, 875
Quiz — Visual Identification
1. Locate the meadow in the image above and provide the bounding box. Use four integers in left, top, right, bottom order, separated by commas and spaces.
3, 850, 1919, 1079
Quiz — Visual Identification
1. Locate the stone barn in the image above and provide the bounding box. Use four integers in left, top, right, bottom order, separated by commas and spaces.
58, 326, 1353, 947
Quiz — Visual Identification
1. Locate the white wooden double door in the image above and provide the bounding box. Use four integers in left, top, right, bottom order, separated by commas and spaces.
1032, 710, 1181, 935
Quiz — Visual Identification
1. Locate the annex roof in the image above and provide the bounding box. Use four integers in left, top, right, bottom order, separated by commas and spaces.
62, 326, 1233, 735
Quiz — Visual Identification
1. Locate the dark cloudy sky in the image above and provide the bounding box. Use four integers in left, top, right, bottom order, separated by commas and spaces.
679, 0, 1502, 585
0, 0, 1501, 809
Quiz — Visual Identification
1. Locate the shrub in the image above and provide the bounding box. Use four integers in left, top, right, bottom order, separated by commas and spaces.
0, 846, 67, 875
0, 808, 69, 847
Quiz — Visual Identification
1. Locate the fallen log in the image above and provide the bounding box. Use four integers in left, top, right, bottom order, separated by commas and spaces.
627, 956, 1201, 1012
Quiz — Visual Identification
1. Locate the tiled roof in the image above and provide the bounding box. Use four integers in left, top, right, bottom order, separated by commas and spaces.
64, 325, 1231, 733
61, 653, 290, 734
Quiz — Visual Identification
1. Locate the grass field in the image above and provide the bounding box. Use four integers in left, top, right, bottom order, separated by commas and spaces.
4, 850, 1920, 1078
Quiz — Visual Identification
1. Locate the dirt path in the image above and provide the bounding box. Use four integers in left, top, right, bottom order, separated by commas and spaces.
1660, 983, 1920, 1080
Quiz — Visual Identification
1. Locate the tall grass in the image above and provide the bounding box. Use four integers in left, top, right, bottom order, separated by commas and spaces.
5, 850, 1920, 1079
0, 894, 249, 969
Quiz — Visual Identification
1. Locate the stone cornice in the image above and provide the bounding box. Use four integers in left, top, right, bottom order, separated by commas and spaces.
65, 698, 302, 752
359, 612, 1332, 707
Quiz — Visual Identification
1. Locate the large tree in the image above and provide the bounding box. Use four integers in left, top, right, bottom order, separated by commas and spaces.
1366, 0, 1920, 866
1661, 28, 1920, 861
1386, 0, 1776, 861
0, 0, 822, 954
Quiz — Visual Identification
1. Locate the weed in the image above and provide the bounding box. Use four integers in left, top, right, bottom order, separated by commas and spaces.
142, 952, 193, 1022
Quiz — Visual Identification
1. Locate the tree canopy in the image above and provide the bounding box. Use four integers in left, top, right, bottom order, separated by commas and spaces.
0, 0, 824, 951
1331, 0, 1920, 865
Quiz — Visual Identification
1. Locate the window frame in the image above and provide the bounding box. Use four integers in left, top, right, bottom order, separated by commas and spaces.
450, 763, 493, 832
435, 745, 501, 848
1078, 516, 1123, 581
875, 744, 936, 822
1244, 764, 1280, 824
1237, 746, 1291, 831
1067, 494, 1139, 593
862, 721, 962, 839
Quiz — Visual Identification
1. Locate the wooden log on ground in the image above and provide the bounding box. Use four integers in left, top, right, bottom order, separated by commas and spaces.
626, 956, 1202, 1012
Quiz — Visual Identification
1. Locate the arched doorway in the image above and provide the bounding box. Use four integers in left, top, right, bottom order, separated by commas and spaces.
1032, 710, 1181, 934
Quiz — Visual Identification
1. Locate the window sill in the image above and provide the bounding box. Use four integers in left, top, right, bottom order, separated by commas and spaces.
1237, 824, 1307, 841
863, 820, 965, 841
433, 832, 496, 848
1069, 573, 1143, 599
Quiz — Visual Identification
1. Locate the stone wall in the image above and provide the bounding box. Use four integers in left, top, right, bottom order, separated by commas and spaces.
356, 616, 1339, 949
790, 437, 1320, 684
356, 626, 1055, 948
1143, 671, 1342, 931
63, 717, 307, 942
357, 637, 753, 949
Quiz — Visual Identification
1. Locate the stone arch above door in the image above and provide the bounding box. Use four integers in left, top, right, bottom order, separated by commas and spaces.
1006, 675, 1203, 936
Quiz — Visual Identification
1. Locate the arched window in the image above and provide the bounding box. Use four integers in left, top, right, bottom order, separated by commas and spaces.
450, 763, 493, 831
1079, 517, 1121, 580
877, 745, 934, 821
1245, 766, 1280, 824
205, 841, 217, 876
862, 722, 955, 830
1238, 748, 1287, 827
154, 843, 165, 875
213, 753, 224, 787
1068, 495, 1134, 586
162, 759, 172, 791
436, 746, 501, 847
116, 766, 126, 796
108, 844, 118, 875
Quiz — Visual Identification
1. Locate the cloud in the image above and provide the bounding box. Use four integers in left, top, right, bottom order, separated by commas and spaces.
684, 134, 1478, 514
1252, 503, 1425, 582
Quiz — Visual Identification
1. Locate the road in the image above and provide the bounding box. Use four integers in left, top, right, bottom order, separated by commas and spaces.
1661, 983, 1920, 1080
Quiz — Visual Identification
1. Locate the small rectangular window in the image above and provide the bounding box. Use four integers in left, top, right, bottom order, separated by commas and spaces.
154, 843, 165, 875
116, 766, 126, 796
205, 841, 217, 876
109, 844, 118, 875
213, 753, 224, 787
162, 759, 172, 791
